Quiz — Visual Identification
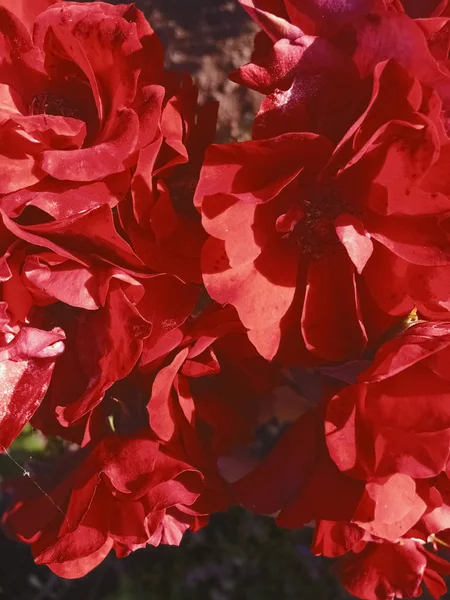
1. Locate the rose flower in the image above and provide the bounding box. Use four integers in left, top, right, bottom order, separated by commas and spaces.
0, 204, 202, 445
233, 0, 450, 139
195, 60, 450, 362
2, 432, 229, 578
0, 1, 164, 220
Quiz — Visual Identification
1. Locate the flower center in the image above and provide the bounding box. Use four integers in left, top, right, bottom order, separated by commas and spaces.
276, 187, 349, 259
29, 93, 83, 120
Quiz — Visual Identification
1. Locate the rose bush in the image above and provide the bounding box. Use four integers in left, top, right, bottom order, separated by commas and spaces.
2, 0, 450, 597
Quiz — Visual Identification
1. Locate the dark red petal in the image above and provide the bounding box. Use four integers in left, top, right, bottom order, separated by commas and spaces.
312, 520, 364, 558
95, 436, 160, 497
148, 349, 189, 441
302, 251, 367, 361
339, 541, 427, 600
56, 285, 150, 425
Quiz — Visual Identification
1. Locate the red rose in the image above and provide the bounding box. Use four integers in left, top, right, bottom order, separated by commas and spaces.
0, 2, 164, 220
195, 60, 450, 362
0, 206, 201, 444
326, 322, 450, 480
234, 0, 450, 138
2, 432, 229, 578
231, 32, 366, 142
337, 540, 450, 600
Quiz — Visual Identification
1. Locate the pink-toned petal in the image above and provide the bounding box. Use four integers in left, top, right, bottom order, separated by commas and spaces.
247, 320, 285, 361
202, 236, 298, 331
374, 188, 450, 217
201, 194, 282, 268
335, 213, 373, 274
174, 375, 196, 424
368, 213, 450, 266
0, 83, 26, 116
232, 37, 316, 92
362, 123, 441, 217
0, 172, 130, 220
354, 474, 427, 540
0, 326, 65, 450
40, 108, 139, 181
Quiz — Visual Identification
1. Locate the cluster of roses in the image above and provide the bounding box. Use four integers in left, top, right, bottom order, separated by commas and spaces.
1, 0, 450, 598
